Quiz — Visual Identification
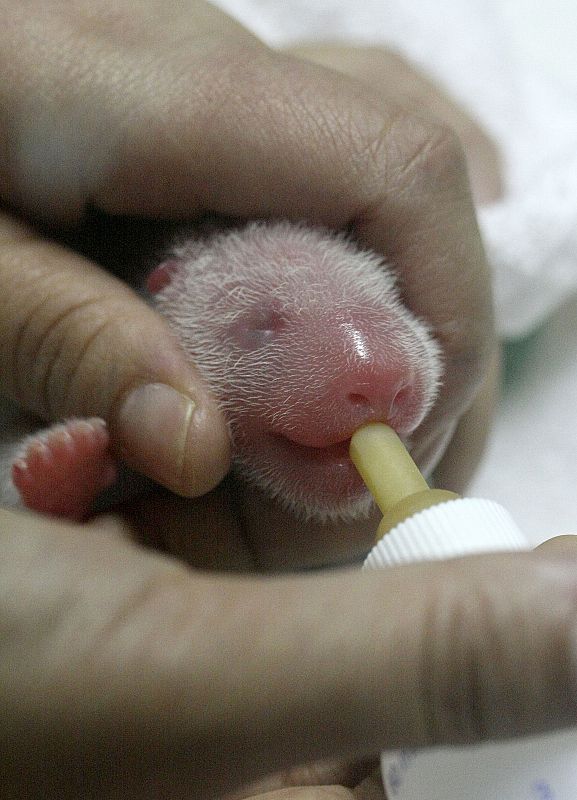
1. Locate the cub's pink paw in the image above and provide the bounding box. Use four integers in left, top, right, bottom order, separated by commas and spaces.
12, 418, 117, 521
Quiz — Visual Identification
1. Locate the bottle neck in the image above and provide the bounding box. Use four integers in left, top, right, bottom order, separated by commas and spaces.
365, 497, 528, 570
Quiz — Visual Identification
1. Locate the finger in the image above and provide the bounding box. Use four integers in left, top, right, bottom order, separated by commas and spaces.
0, 213, 230, 495
226, 758, 378, 800
285, 43, 503, 207
3, 507, 577, 799
536, 535, 577, 555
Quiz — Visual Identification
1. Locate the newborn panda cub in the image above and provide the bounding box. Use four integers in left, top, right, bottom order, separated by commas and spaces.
0, 221, 443, 523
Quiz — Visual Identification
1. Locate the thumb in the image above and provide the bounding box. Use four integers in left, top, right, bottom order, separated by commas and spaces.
3, 507, 577, 799
0, 213, 230, 495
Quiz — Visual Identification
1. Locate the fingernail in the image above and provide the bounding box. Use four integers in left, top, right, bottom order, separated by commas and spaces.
116, 383, 196, 492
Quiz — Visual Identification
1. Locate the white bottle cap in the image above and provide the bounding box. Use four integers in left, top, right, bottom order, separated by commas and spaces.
364, 497, 529, 570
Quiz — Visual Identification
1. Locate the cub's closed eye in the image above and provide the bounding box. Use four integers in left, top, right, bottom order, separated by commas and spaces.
231, 302, 287, 349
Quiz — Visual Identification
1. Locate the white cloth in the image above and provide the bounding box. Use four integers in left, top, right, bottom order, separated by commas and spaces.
213, 0, 577, 544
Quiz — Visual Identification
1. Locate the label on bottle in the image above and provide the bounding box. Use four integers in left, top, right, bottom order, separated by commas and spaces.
381, 729, 577, 799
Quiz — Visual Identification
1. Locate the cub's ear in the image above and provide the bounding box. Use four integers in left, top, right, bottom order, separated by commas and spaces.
145, 234, 211, 295
145, 259, 181, 294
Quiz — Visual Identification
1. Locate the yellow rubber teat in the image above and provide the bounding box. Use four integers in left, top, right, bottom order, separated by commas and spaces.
349, 423, 458, 541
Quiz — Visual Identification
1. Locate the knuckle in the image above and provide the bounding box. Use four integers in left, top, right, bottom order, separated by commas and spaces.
416, 569, 506, 744
395, 114, 469, 192
343, 97, 471, 193
417, 562, 577, 746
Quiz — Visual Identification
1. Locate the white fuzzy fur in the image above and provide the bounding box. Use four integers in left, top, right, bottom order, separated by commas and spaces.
154, 221, 443, 521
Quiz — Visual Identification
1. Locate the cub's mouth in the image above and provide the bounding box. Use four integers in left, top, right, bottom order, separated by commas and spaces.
270, 433, 352, 462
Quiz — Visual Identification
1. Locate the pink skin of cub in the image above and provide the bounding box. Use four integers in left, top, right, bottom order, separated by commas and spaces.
9, 221, 443, 523
11, 418, 117, 520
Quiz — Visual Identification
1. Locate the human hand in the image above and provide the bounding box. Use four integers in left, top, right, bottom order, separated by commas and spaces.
287, 43, 503, 209
0, 0, 494, 566
0, 8, 507, 796
2, 507, 577, 800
